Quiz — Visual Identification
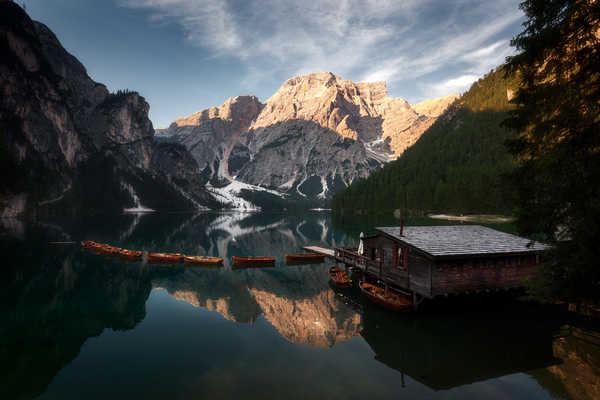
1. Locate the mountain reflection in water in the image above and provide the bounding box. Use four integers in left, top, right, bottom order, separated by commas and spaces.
1, 212, 598, 400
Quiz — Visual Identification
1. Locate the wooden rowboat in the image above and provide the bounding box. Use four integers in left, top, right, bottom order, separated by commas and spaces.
118, 249, 143, 260
147, 252, 184, 263
232, 256, 275, 265
359, 281, 412, 312
98, 244, 121, 255
285, 253, 325, 263
183, 255, 223, 265
84, 241, 105, 250
329, 266, 352, 288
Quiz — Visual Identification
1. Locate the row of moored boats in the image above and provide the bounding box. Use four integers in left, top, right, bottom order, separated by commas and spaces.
81, 240, 327, 266
81, 241, 223, 264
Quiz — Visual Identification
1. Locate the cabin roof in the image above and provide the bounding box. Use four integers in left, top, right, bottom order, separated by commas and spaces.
375, 225, 549, 259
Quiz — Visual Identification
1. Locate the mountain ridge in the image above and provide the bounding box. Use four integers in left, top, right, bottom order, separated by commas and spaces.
164, 72, 457, 205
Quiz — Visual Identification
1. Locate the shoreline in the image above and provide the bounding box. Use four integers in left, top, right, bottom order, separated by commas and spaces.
428, 214, 515, 223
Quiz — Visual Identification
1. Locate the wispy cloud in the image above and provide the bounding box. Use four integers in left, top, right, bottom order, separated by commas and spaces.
120, 0, 523, 100
425, 74, 481, 98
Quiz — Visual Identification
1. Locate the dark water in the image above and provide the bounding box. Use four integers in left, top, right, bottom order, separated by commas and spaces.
1, 212, 598, 400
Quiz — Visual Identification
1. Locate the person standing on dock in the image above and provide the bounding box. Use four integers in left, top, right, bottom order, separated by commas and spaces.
358, 232, 364, 256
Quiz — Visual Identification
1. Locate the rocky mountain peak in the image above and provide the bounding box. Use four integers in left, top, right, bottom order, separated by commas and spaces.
172, 95, 263, 127
250, 72, 442, 156
253, 72, 403, 142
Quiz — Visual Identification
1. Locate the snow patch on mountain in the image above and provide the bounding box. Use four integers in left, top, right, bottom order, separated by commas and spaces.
207, 179, 286, 210
364, 139, 394, 163
317, 175, 328, 199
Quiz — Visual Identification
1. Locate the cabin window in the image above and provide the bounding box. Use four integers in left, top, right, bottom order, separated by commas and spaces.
396, 247, 404, 269
396, 246, 409, 269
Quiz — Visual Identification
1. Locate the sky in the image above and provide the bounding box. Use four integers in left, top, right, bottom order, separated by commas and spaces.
25, 0, 525, 128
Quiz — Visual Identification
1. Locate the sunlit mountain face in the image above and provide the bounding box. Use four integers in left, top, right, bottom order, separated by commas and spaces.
2, 211, 598, 400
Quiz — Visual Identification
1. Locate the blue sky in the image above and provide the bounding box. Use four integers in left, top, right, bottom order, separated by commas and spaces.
25, 0, 525, 128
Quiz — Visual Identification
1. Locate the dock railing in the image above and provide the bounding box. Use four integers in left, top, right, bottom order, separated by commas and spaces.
334, 247, 379, 271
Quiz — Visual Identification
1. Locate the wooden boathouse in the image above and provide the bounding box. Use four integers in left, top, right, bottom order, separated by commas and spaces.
334, 225, 549, 304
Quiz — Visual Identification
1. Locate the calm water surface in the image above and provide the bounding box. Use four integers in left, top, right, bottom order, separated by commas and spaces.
1, 212, 598, 400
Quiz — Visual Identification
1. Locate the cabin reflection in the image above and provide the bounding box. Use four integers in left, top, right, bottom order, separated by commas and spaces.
360, 308, 562, 390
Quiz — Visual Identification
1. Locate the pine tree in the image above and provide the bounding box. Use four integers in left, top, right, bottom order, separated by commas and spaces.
504, 0, 600, 302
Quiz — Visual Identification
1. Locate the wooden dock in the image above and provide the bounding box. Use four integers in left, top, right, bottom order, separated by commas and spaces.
303, 246, 335, 257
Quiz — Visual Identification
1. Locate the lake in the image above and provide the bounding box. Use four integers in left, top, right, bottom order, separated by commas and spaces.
1, 211, 598, 400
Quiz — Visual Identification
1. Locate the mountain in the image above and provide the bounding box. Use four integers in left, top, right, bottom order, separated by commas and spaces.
163, 72, 456, 206
332, 66, 520, 215
0, 2, 217, 217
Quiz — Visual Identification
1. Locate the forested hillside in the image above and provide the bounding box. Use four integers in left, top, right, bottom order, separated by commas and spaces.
332, 66, 520, 215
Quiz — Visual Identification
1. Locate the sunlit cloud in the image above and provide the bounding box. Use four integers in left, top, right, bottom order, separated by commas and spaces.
120, 0, 524, 100
426, 74, 481, 98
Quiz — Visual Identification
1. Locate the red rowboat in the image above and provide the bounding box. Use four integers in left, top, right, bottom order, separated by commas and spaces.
118, 249, 143, 260
359, 281, 412, 312
329, 266, 352, 288
285, 253, 325, 263
97, 244, 121, 255
183, 255, 223, 265
232, 256, 276, 265
147, 252, 184, 263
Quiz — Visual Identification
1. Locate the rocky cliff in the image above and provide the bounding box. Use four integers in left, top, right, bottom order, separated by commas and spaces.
167, 95, 264, 183
0, 2, 216, 217
164, 72, 456, 205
